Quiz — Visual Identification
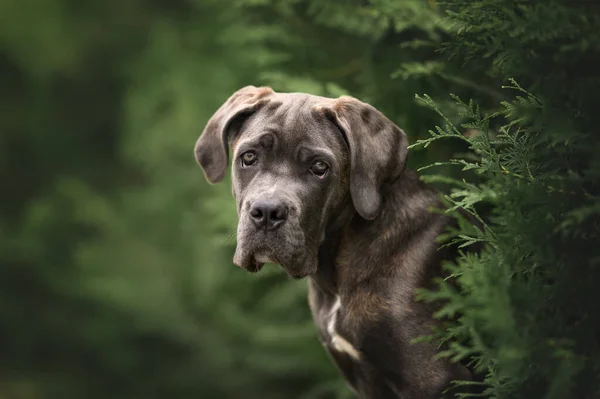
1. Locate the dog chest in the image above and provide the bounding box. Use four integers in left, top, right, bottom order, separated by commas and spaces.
307, 281, 363, 361
322, 297, 362, 361
328, 299, 362, 361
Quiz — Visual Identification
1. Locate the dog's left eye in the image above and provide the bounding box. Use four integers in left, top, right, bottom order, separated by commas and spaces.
241, 151, 258, 167
310, 161, 329, 178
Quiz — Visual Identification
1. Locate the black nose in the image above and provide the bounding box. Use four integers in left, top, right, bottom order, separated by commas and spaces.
249, 199, 288, 230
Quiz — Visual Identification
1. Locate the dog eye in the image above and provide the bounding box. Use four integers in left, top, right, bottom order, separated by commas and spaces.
240, 151, 258, 167
310, 161, 329, 178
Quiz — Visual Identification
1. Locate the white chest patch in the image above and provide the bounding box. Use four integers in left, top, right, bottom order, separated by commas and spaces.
326, 297, 361, 361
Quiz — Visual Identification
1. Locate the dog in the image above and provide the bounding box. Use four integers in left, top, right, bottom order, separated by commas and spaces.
194, 86, 474, 398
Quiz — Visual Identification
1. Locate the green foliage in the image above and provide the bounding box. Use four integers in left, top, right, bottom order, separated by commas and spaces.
410, 1, 600, 398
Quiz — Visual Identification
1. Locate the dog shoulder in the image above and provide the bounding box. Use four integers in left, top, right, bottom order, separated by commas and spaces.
344, 306, 470, 397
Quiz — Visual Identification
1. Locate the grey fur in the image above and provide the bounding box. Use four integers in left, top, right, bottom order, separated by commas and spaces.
194, 86, 473, 398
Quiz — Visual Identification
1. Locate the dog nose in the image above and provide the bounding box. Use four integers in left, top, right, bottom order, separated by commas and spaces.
249, 199, 288, 230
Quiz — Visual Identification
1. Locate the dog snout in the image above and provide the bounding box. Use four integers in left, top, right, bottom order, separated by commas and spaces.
249, 199, 288, 231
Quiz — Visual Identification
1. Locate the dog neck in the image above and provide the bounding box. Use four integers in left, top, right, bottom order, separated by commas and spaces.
310, 170, 444, 298
311, 200, 354, 296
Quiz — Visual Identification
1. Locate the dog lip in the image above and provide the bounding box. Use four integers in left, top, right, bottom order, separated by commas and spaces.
254, 251, 281, 266
247, 261, 264, 273
244, 252, 267, 272
233, 248, 265, 272
289, 272, 310, 280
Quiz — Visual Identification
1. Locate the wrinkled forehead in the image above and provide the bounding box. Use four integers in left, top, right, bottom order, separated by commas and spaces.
231, 93, 348, 158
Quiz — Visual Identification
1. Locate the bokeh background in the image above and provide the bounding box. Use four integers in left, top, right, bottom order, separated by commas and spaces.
2, 1, 600, 398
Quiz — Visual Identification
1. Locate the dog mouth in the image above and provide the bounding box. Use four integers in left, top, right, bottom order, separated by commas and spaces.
234, 248, 277, 273
233, 220, 318, 278
246, 259, 312, 280
288, 272, 310, 280
246, 259, 264, 273
233, 245, 317, 279
246, 253, 275, 273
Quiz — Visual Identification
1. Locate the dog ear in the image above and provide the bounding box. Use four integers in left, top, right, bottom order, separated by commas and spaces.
314, 96, 408, 220
194, 86, 275, 183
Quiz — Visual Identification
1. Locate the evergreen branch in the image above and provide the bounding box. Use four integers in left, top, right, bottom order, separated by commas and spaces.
438, 71, 507, 102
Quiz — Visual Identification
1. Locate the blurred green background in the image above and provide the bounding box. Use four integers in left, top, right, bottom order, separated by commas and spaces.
3, 0, 598, 398
0, 2, 452, 398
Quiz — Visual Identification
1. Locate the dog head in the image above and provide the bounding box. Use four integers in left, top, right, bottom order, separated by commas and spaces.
194, 86, 408, 278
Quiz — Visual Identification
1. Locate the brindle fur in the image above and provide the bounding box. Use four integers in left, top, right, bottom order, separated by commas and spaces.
194, 86, 474, 398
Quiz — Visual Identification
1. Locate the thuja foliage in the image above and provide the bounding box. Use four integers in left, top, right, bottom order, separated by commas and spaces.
412, 1, 600, 398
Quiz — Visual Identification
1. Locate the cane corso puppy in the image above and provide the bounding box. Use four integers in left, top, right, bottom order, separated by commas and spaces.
194, 86, 473, 398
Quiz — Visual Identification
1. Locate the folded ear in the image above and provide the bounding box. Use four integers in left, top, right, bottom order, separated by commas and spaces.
314, 96, 408, 220
194, 86, 275, 183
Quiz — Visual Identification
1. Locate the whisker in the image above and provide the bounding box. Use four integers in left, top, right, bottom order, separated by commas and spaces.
222, 229, 237, 245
